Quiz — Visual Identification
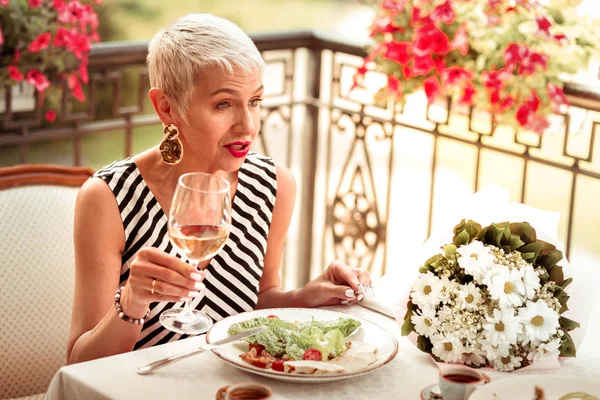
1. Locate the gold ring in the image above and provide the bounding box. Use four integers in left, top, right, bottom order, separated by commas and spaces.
151, 279, 157, 295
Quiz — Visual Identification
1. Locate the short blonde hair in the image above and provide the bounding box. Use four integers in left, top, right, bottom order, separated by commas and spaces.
147, 14, 265, 120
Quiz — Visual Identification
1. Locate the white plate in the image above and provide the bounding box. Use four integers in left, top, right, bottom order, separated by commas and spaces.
469, 375, 600, 400
205, 308, 398, 383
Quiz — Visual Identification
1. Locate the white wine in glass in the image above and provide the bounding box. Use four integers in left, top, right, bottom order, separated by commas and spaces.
160, 172, 231, 335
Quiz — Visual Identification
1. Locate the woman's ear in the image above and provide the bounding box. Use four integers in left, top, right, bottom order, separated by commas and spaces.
148, 88, 176, 125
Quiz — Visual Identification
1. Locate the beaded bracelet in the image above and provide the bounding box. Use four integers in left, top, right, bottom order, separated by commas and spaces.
114, 286, 150, 325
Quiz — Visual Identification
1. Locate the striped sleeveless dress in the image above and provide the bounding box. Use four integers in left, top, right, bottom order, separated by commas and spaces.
93, 152, 277, 349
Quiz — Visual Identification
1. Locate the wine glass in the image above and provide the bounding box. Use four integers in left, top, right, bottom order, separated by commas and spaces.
160, 172, 231, 335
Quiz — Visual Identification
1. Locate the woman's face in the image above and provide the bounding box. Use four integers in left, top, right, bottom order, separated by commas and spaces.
178, 65, 263, 173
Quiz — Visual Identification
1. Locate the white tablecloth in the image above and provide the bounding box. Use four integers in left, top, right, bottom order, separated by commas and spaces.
46, 303, 600, 400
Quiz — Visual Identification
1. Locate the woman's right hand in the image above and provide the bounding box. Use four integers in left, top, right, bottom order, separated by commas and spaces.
118, 247, 205, 318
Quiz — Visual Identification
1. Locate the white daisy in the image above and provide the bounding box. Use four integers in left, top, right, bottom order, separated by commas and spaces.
438, 276, 460, 305
522, 264, 541, 299
457, 282, 483, 310
527, 338, 561, 364
411, 306, 439, 338
411, 271, 442, 307
488, 266, 526, 308
456, 240, 496, 283
431, 333, 465, 363
518, 299, 560, 342
481, 339, 511, 360
463, 351, 487, 367
493, 354, 523, 371
482, 308, 522, 346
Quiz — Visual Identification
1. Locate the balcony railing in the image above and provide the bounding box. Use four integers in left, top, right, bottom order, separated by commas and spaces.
2, 30, 599, 289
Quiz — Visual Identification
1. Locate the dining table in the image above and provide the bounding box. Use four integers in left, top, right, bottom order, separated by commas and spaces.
46, 301, 600, 400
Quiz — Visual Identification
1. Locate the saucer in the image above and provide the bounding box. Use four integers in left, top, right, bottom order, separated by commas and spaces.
421, 383, 443, 400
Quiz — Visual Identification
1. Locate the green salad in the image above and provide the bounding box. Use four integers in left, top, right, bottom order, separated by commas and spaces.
227, 316, 361, 361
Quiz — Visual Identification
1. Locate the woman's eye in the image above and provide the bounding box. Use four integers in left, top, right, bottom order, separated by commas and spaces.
249, 98, 263, 107
216, 101, 230, 110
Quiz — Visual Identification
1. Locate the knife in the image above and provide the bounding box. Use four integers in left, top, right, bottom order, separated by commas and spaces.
137, 325, 266, 375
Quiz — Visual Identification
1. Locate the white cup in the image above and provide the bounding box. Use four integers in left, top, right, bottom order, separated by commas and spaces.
438, 366, 488, 400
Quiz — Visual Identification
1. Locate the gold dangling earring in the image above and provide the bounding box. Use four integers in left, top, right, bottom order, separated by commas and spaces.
159, 124, 183, 165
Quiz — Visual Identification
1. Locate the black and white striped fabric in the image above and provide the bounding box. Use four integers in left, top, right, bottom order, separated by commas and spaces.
93, 152, 277, 349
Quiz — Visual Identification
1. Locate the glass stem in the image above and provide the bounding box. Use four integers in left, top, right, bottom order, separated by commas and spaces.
181, 261, 201, 319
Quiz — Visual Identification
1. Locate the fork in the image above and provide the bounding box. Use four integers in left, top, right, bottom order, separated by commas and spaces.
356, 283, 376, 299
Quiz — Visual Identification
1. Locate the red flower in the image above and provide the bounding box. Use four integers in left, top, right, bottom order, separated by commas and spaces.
536, 16, 552, 36
441, 67, 472, 86
553, 33, 568, 44
52, 0, 65, 7
0, 0, 9, 6
402, 64, 412, 79
384, 42, 411, 64
382, 0, 406, 13
371, 17, 402, 36
53, 27, 71, 47
411, 6, 422, 26
424, 76, 440, 104
45, 110, 57, 123
526, 115, 551, 135
516, 103, 533, 126
67, 74, 86, 102
79, 55, 89, 84
28, 32, 52, 53
526, 90, 540, 113
0, 24, 3, 45
67, 31, 92, 59
412, 54, 435, 76
450, 25, 468, 56
58, 0, 87, 24
413, 24, 450, 56
13, 49, 21, 63
8, 65, 23, 82
503, 43, 528, 66
482, 66, 512, 91
431, 1, 455, 25
547, 83, 569, 113
26, 70, 50, 93
387, 75, 402, 97
461, 83, 476, 106
28, 0, 42, 7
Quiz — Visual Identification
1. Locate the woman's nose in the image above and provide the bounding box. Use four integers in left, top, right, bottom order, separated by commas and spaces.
235, 108, 257, 134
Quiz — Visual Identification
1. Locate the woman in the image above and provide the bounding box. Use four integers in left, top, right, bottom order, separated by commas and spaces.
67, 14, 371, 364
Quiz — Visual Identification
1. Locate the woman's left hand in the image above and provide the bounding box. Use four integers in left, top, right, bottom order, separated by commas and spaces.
299, 260, 371, 307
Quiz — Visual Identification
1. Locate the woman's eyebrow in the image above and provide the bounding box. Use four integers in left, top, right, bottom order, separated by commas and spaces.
209, 85, 264, 97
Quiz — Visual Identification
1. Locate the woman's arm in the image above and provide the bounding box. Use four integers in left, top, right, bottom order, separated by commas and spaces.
256, 163, 371, 309
67, 178, 203, 364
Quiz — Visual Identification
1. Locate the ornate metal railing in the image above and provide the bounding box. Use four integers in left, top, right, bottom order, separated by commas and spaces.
1, 31, 599, 288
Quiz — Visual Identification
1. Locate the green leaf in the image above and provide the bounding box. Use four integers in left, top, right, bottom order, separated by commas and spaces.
454, 229, 471, 247
557, 278, 573, 289
559, 331, 577, 357
548, 265, 565, 283
417, 335, 433, 354
401, 316, 415, 336
559, 316, 580, 332
518, 241, 545, 263
537, 248, 563, 269
508, 235, 525, 251
443, 244, 457, 258
509, 222, 537, 244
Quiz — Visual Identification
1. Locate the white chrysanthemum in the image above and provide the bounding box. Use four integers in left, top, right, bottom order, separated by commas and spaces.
488, 266, 526, 308
438, 276, 460, 305
431, 333, 464, 363
483, 308, 522, 346
463, 351, 487, 367
457, 282, 483, 310
411, 306, 439, 338
456, 240, 495, 282
411, 271, 442, 307
522, 264, 541, 299
518, 299, 560, 342
481, 339, 510, 360
493, 354, 523, 371
527, 338, 561, 364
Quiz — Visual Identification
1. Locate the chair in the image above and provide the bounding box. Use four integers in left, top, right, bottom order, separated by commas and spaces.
0, 164, 94, 400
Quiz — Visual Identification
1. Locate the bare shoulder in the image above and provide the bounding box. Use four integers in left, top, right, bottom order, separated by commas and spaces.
273, 161, 296, 199
75, 176, 125, 251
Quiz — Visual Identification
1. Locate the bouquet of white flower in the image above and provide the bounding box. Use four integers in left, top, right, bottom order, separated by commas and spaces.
402, 219, 579, 371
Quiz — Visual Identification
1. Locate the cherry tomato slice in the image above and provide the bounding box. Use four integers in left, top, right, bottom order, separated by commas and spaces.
272, 360, 285, 371
251, 359, 267, 368
249, 343, 265, 354
302, 348, 322, 361
267, 315, 278, 319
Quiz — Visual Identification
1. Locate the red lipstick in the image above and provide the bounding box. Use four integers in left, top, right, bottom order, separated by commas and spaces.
224, 141, 251, 158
